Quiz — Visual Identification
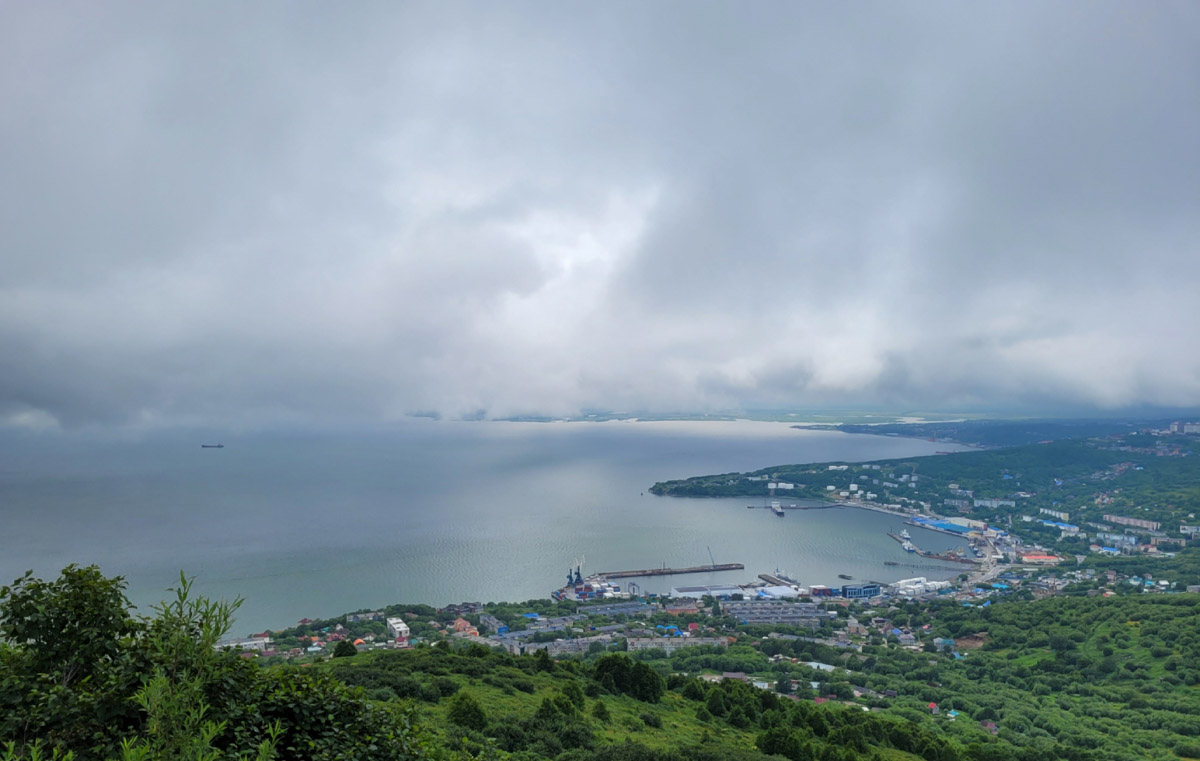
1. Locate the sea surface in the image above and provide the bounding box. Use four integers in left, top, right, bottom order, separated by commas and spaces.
0, 420, 971, 635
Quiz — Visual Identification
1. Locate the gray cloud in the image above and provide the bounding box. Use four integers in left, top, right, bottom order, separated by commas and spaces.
1, 2, 1198, 429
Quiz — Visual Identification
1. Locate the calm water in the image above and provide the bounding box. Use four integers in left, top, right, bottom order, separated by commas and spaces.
0, 420, 969, 634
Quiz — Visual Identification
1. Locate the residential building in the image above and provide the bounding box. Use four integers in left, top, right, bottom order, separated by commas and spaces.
975, 499, 1016, 508
1103, 515, 1160, 531
626, 637, 731, 653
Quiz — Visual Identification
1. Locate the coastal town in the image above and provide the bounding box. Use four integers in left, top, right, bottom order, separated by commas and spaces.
223, 425, 1200, 680
223, 556, 1198, 666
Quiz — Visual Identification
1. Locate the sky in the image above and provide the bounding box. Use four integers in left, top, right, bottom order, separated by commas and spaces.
1, 2, 1198, 431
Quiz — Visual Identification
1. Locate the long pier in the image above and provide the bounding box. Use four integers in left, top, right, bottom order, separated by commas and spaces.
598, 563, 744, 579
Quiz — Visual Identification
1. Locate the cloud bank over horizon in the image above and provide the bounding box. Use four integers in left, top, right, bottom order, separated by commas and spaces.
2, 2, 1198, 430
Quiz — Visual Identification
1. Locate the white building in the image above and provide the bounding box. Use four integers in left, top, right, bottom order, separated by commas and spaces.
387, 617, 410, 640
220, 636, 271, 652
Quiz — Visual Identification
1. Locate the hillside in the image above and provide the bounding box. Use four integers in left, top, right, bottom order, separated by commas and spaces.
319, 645, 942, 761
307, 592, 1200, 761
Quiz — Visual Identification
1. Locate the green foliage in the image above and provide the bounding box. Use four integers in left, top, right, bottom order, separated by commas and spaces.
0, 566, 145, 757
446, 692, 487, 732
0, 567, 438, 761
332, 640, 358, 658
590, 701, 611, 724
591, 655, 665, 703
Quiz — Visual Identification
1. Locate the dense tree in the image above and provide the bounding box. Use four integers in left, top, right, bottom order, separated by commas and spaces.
0, 567, 435, 761
446, 691, 487, 732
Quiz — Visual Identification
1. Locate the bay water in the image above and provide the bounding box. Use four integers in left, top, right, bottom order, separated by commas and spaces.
0, 420, 969, 635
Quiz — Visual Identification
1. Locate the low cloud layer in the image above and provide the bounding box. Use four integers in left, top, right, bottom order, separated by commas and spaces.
2, 3, 1198, 429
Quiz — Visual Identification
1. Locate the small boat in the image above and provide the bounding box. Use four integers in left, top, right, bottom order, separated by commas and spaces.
884, 561, 900, 566
838, 574, 853, 580
900, 529, 912, 540
201, 444, 225, 449
902, 541, 916, 552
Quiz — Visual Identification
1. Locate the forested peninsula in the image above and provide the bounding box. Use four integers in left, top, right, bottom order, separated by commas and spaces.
650, 432, 1198, 557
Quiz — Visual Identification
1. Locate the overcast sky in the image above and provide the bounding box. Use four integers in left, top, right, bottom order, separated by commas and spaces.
1, 2, 1198, 430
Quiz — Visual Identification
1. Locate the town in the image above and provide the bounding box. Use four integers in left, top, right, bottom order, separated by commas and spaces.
224, 557, 1199, 664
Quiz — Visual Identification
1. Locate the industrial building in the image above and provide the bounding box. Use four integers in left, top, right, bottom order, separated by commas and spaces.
581, 601, 655, 618
756, 585, 802, 599
840, 583, 881, 599
890, 577, 952, 597
669, 584, 743, 598
723, 601, 833, 624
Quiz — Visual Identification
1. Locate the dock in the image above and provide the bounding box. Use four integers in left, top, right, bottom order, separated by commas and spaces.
597, 563, 745, 579
887, 532, 979, 565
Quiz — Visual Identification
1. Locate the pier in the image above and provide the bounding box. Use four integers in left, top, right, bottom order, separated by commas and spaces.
746, 501, 852, 511
597, 562, 744, 579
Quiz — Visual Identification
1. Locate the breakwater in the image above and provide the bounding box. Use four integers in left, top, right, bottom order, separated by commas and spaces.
598, 563, 745, 578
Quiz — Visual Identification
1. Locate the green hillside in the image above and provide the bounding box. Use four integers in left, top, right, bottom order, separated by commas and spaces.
6, 564, 1200, 761
318, 644, 945, 761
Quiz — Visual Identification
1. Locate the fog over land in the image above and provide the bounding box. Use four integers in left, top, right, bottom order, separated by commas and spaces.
1, 3, 1197, 430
